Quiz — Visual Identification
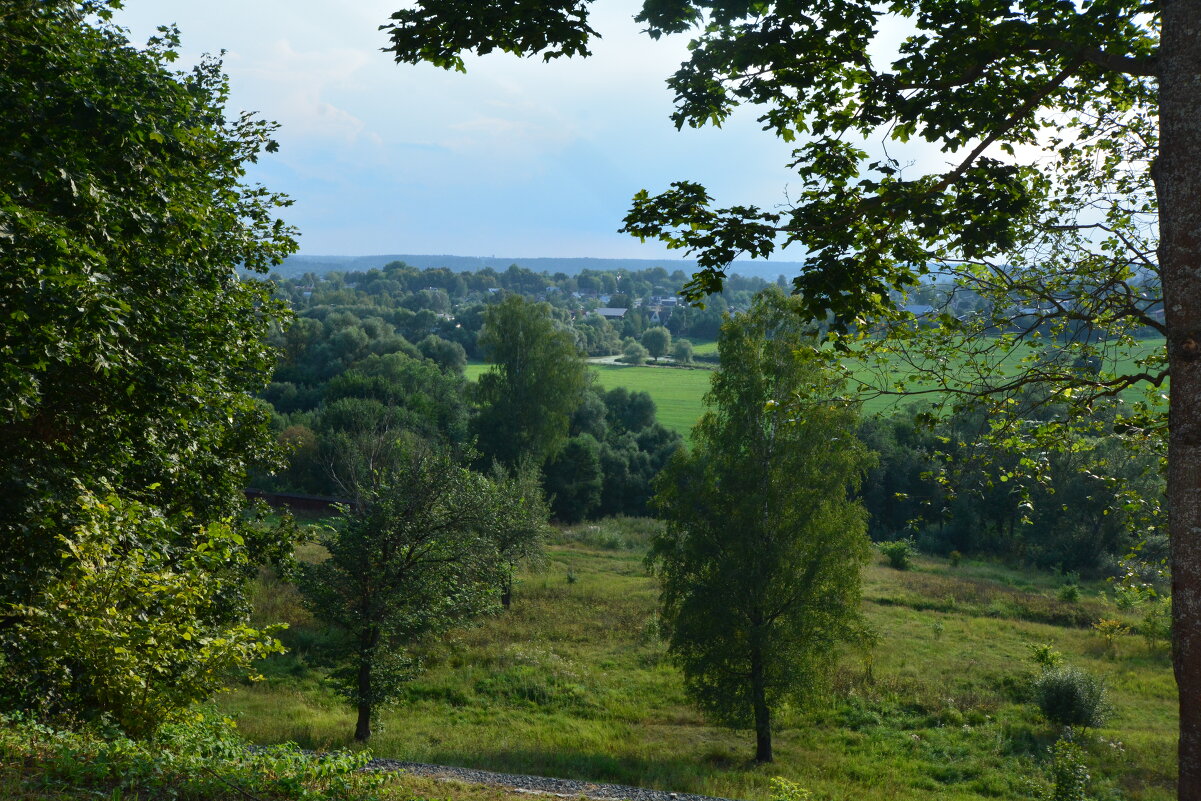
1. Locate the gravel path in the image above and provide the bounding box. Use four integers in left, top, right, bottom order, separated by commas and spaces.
365, 758, 742, 801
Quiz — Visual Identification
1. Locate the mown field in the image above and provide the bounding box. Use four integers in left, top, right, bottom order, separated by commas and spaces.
466, 362, 714, 436
226, 518, 1176, 801
467, 336, 1167, 438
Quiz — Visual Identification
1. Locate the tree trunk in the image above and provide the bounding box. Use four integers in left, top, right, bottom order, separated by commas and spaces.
751, 647, 772, 763
501, 571, 513, 609
354, 652, 373, 741
1158, 6, 1201, 798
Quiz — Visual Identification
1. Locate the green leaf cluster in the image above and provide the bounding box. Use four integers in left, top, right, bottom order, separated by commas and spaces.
0, 491, 283, 737
650, 289, 874, 759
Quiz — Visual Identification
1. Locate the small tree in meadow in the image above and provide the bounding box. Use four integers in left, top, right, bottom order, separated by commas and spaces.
300, 442, 503, 741
650, 290, 874, 763
487, 461, 552, 609
641, 326, 672, 362
671, 338, 694, 365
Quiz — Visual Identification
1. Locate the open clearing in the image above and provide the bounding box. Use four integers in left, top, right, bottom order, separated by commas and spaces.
468, 337, 1167, 438
227, 518, 1175, 801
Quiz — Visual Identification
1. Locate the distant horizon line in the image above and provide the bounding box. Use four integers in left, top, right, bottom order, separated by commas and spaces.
285, 252, 808, 265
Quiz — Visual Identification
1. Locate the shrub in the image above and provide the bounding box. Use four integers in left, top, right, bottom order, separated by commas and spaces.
1093, 618, 1130, 653
1027, 642, 1065, 671
1057, 583, 1081, 603
1141, 600, 1172, 651
0, 712, 386, 801
770, 777, 813, 801
0, 493, 283, 736
619, 340, 649, 365
1033, 667, 1111, 729
1043, 736, 1090, 801
880, 538, 916, 570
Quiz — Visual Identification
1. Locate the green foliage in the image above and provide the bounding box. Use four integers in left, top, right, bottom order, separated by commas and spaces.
879, 539, 916, 571
671, 338, 694, 365
949, 550, 963, 567
474, 295, 588, 468
1092, 618, 1130, 654
0, 491, 282, 737
619, 339, 650, 365
1032, 667, 1112, 730
0, 712, 386, 801
544, 435, 603, 523
0, 1, 295, 731
1042, 736, 1091, 801
641, 326, 672, 362
1058, 583, 1082, 603
1141, 600, 1172, 651
299, 442, 508, 740
650, 290, 874, 762
486, 462, 552, 608
769, 777, 813, 801
0, 1, 296, 601
1027, 643, 1066, 672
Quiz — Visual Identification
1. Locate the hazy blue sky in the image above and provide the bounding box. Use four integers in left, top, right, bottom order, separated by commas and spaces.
115, 2, 938, 261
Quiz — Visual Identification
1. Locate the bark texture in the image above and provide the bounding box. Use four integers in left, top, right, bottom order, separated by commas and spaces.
355, 656, 373, 741
751, 647, 773, 763
1159, 4, 1201, 798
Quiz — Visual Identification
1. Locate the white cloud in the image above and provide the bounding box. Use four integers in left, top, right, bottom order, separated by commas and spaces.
234, 39, 370, 143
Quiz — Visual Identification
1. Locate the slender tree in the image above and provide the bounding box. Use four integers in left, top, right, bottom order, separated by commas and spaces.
650, 290, 873, 763
473, 295, 588, 468
487, 461, 552, 609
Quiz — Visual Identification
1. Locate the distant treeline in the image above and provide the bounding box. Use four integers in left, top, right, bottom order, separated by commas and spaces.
271, 253, 807, 281
254, 260, 767, 520
258, 262, 1163, 576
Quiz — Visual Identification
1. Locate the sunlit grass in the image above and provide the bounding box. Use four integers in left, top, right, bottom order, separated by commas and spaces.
222, 519, 1176, 801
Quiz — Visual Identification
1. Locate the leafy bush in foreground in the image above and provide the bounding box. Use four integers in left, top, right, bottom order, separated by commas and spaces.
0, 492, 283, 736
0, 712, 387, 801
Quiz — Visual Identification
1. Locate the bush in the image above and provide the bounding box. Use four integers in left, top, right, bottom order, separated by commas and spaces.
1141, 600, 1172, 651
1092, 617, 1130, 656
1027, 642, 1065, 671
1032, 666, 1111, 729
770, 777, 813, 801
0, 493, 283, 736
1057, 583, 1081, 603
880, 538, 916, 570
0, 712, 386, 801
1041, 736, 1091, 801
619, 339, 650, 365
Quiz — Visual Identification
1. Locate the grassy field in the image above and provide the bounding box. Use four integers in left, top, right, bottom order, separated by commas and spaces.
466, 337, 1167, 438
467, 362, 713, 436
225, 518, 1175, 801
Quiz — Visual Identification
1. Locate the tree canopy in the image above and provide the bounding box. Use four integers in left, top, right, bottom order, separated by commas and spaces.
650, 289, 873, 762
381, 4, 1201, 793
0, 0, 295, 729
474, 295, 588, 468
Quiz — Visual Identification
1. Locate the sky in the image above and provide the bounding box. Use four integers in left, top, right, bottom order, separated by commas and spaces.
114, 1, 939, 261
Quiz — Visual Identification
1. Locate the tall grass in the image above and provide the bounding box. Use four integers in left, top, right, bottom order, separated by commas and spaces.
223, 518, 1176, 801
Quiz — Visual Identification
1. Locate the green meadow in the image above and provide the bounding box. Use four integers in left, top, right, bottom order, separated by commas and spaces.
468, 336, 1166, 437
467, 361, 714, 436
224, 517, 1175, 801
